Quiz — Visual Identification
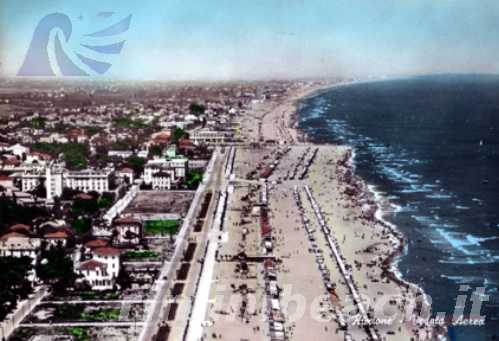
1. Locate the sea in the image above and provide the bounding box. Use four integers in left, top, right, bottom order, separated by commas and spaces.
298, 74, 499, 340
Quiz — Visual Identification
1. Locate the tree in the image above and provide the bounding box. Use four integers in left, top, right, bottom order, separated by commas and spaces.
36, 246, 77, 293
73, 218, 92, 236
116, 268, 132, 290
172, 127, 187, 144
185, 170, 203, 189
0, 257, 33, 319
0, 196, 48, 235
149, 144, 163, 157
125, 156, 146, 176
189, 102, 205, 116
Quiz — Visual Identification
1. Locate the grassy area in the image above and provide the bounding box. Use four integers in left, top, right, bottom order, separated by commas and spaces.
54, 304, 121, 322
31, 142, 88, 170
28, 116, 46, 128
113, 116, 150, 129
8, 327, 36, 341
144, 220, 179, 236
124, 250, 158, 259
65, 327, 91, 341
80, 308, 120, 321
79, 291, 120, 300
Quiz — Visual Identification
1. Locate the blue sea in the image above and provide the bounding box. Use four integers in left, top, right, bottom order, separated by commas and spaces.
298, 75, 499, 340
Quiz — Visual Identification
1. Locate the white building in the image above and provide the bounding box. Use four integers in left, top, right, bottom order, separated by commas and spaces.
64, 168, 113, 194
113, 216, 143, 246
20, 169, 44, 192
108, 150, 134, 158
189, 128, 233, 145
78, 259, 114, 290
18, 164, 115, 201
151, 171, 173, 190
46, 164, 64, 201
78, 246, 121, 290
7, 144, 30, 158
0, 232, 41, 281
143, 157, 188, 190
91, 246, 121, 278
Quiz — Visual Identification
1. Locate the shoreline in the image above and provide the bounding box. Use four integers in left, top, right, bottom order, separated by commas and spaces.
234, 81, 444, 339
291, 85, 445, 338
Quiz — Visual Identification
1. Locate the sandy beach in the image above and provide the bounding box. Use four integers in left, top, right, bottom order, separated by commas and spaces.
199, 83, 439, 340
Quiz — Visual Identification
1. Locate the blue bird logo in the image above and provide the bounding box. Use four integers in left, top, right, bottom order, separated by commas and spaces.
17, 12, 132, 76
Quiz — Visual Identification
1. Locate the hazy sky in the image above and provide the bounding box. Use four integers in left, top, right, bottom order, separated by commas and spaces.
1, 0, 499, 80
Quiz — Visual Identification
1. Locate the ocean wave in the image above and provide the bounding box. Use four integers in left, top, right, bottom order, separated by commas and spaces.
439, 256, 499, 265
425, 193, 454, 200
434, 228, 498, 256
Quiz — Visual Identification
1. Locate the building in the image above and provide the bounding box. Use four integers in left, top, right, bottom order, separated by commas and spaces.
64, 168, 114, 194
77, 246, 121, 290
91, 246, 121, 278
0, 232, 41, 281
118, 167, 134, 184
189, 128, 233, 145
143, 157, 188, 189
18, 164, 115, 201
78, 259, 114, 290
20, 168, 44, 192
113, 216, 143, 246
151, 171, 173, 190
108, 150, 134, 159
45, 164, 64, 201
43, 229, 71, 248
0, 174, 14, 188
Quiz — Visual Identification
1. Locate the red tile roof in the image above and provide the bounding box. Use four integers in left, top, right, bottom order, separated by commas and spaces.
31, 151, 53, 160
44, 230, 70, 239
84, 239, 108, 249
9, 223, 31, 233
93, 246, 121, 256
120, 167, 134, 174
114, 216, 141, 225
0, 232, 29, 241
80, 259, 106, 271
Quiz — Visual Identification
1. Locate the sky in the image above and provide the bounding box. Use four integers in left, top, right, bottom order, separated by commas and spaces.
1, 0, 499, 80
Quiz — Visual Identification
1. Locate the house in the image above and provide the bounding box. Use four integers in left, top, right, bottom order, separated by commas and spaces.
84, 239, 109, 255
91, 246, 121, 278
0, 232, 41, 280
7, 144, 30, 158
0, 174, 14, 188
113, 216, 143, 246
78, 259, 114, 290
77, 245, 121, 290
43, 229, 71, 248
118, 167, 134, 184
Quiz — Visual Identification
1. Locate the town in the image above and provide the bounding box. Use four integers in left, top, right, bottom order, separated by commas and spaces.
0, 79, 341, 341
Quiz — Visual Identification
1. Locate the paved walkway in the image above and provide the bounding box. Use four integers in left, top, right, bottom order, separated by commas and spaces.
185, 148, 233, 341
138, 148, 221, 341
